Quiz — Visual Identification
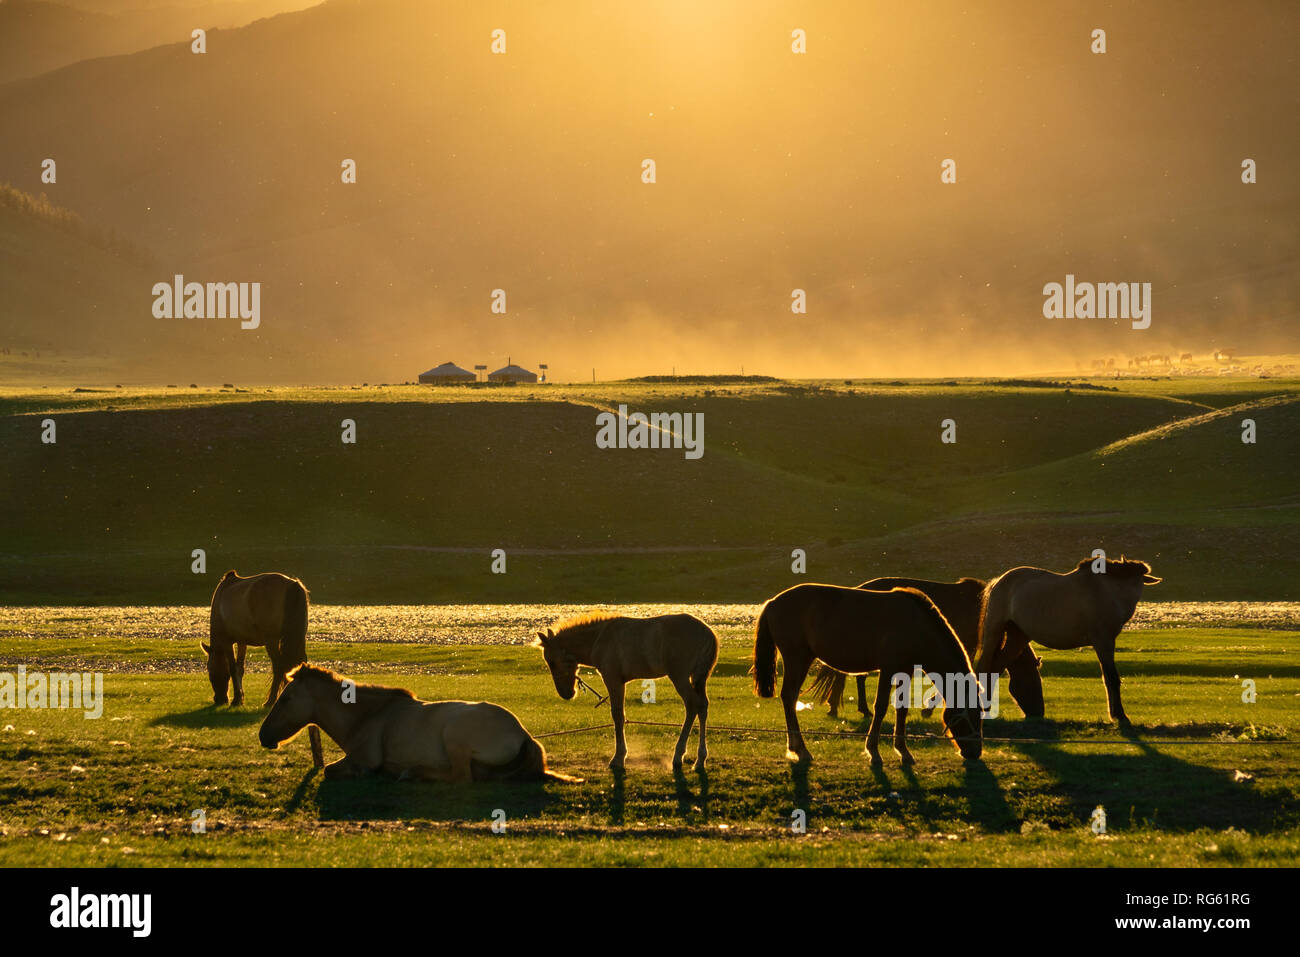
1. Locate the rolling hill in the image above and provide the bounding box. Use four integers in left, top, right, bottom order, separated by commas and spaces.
2, 379, 1296, 603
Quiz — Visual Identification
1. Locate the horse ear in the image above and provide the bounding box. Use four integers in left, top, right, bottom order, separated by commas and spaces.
1142, 574, 1162, 585
530, 634, 545, 648
200, 642, 210, 657
546, 628, 555, 639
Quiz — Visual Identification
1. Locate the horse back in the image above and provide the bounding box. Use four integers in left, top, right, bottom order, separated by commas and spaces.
859, 577, 985, 652
211, 572, 305, 647
594, 614, 717, 679
766, 583, 944, 674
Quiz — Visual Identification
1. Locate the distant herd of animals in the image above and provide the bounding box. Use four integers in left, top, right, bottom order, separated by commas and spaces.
206, 557, 1162, 784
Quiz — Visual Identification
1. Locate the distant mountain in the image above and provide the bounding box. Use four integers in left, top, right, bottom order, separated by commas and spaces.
0, 0, 1296, 383
0, 0, 320, 83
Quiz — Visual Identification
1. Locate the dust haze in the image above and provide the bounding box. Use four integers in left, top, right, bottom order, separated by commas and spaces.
0, 0, 1295, 383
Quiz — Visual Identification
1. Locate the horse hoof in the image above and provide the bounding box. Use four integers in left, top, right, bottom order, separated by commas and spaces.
608, 758, 625, 771
867, 753, 883, 768
785, 749, 811, 764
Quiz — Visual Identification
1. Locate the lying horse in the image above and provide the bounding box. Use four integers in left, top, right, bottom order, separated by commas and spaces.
258, 664, 581, 783
202, 570, 308, 707
808, 576, 1044, 719
533, 612, 718, 772
975, 556, 1161, 726
752, 583, 983, 765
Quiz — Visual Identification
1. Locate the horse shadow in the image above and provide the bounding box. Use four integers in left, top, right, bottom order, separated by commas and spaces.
312, 771, 562, 824
1004, 721, 1299, 834
149, 705, 267, 729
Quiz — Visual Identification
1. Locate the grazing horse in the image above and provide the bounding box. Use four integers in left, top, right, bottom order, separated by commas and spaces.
974, 557, 1161, 726
533, 612, 719, 772
752, 583, 984, 765
259, 664, 581, 783
202, 570, 308, 707
808, 576, 1044, 719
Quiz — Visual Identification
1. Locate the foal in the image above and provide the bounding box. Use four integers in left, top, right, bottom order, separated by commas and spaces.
533, 612, 719, 772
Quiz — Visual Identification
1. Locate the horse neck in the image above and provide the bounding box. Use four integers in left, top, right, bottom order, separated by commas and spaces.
296, 682, 351, 745
557, 624, 601, 666
923, 624, 974, 680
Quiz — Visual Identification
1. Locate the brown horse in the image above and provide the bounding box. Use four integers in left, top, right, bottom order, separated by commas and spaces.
533, 612, 718, 773
974, 556, 1161, 726
752, 583, 984, 765
808, 576, 1044, 719
259, 664, 580, 782
202, 570, 308, 707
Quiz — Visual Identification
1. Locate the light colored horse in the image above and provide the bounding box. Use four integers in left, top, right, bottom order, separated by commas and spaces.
752, 583, 984, 765
202, 570, 308, 707
259, 664, 581, 783
974, 557, 1161, 725
533, 612, 719, 773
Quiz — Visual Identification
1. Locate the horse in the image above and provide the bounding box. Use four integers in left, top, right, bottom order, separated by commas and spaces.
532, 612, 719, 773
807, 576, 1045, 719
258, 664, 582, 783
201, 570, 308, 707
974, 556, 1161, 726
751, 583, 984, 765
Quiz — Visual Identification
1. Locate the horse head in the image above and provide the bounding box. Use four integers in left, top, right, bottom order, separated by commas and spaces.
1102, 556, 1162, 608
200, 641, 233, 705
942, 702, 983, 760
259, 666, 314, 749
531, 629, 578, 700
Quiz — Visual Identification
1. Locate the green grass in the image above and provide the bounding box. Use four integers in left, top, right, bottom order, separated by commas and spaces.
1, 607, 1297, 866
2, 377, 1298, 603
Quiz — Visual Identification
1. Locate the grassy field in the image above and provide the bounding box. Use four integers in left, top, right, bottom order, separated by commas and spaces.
2, 374, 1298, 604
0, 604, 1297, 867
2, 374, 1296, 866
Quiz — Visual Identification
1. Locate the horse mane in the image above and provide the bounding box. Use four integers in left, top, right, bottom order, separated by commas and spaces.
1103, 556, 1153, 579
548, 611, 619, 638
1074, 555, 1152, 579
287, 663, 415, 704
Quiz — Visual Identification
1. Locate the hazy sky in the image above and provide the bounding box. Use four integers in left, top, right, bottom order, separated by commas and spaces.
0, 0, 1296, 382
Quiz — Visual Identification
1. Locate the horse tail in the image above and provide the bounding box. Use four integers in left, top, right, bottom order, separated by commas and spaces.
281, 580, 309, 668
480, 737, 583, 784
806, 663, 843, 705
751, 604, 778, 698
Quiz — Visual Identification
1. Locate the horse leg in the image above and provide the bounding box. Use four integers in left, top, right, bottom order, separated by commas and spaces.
864, 674, 894, 766
779, 650, 814, 763
264, 645, 286, 707
607, 678, 628, 771
693, 681, 709, 772
1094, 638, 1130, 726
827, 672, 844, 718
323, 754, 368, 780
668, 673, 697, 770
230, 644, 246, 707
857, 675, 871, 718
893, 705, 913, 766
